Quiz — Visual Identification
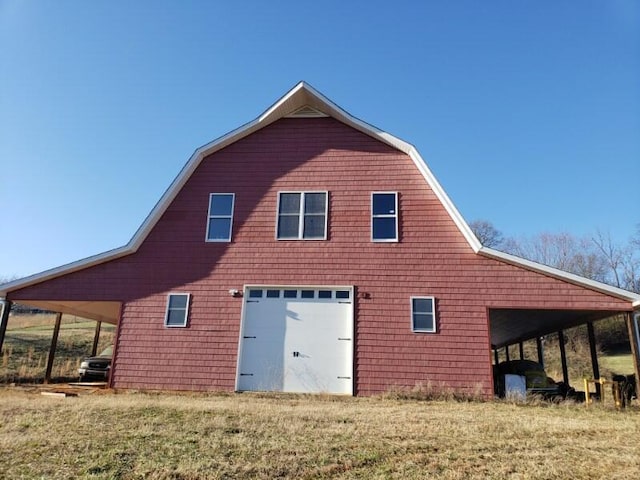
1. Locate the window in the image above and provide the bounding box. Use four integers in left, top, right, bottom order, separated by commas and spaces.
165, 293, 191, 327
411, 297, 436, 333
206, 193, 235, 242
372, 192, 398, 242
249, 289, 263, 298
277, 192, 327, 240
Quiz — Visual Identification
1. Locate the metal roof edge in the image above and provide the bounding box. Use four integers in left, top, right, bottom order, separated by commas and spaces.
0, 246, 132, 297
406, 146, 482, 253
479, 247, 640, 304
130, 81, 482, 254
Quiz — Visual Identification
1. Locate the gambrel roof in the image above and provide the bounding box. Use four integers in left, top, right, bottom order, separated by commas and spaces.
1, 82, 639, 307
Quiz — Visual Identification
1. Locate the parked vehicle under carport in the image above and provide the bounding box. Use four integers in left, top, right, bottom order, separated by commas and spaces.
78, 345, 112, 382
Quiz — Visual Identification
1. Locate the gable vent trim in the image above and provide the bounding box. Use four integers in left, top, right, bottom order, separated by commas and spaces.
285, 105, 329, 118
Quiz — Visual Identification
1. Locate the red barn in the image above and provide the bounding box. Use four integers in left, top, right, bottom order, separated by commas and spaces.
1, 82, 639, 396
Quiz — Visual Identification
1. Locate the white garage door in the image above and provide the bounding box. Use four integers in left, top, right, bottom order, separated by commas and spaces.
236, 286, 354, 395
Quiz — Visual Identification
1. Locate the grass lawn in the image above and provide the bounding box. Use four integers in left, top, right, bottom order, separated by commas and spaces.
0, 388, 638, 479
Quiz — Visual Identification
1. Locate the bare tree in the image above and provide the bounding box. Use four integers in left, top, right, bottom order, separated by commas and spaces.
504, 232, 608, 282
502, 228, 639, 292
592, 228, 640, 293
469, 220, 504, 248
0, 275, 18, 286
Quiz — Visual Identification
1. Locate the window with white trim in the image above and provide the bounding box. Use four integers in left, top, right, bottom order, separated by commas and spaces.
277, 191, 327, 240
165, 293, 191, 327
206, 193, 235, 242
372, 192, 398, 242
411, 296, 436, 333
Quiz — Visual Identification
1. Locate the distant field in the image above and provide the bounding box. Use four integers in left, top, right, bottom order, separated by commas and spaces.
600, 353, 634, 374
0, 388, 638, 479
1, 313, 114, 384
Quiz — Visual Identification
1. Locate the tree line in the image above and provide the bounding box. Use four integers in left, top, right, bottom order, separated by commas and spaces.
470, 220, 640, 294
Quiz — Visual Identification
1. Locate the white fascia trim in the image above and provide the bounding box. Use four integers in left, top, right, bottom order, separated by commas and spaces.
406, 146, 482, 252
0, 245, 131, 297
480, 247, 640, 303
133, 81, 481, 255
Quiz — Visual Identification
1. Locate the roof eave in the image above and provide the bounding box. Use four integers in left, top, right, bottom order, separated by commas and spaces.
480, 246, 640, 305
0, 245, 132, 298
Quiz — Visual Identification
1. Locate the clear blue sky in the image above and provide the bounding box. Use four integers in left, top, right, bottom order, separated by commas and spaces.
1, 1, 638, 278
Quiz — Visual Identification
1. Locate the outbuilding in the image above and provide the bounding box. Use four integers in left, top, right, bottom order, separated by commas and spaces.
1, 82, 639, 396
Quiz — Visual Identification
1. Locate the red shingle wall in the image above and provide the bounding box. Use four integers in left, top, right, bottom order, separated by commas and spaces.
8, 118, 631, 395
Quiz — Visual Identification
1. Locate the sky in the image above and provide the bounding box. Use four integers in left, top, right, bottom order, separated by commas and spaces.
0, 1, 639, 279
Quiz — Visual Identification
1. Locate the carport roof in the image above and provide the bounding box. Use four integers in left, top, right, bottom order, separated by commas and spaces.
489, 308, 624, 348
7, 300, 120, 324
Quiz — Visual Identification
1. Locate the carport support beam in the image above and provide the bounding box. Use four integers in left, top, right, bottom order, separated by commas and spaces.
505, 345, 510, 362
587, 321, 601, 397
91, 321, 102, 356
44, 312, 62, 384
0, 300, 12, 355
626, 312, 640, 399
519, 342, 524, 360
558, 330, 569, 385
536, 337, 544, 367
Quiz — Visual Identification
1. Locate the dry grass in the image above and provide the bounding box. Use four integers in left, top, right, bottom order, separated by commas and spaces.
0, 388, 638, 479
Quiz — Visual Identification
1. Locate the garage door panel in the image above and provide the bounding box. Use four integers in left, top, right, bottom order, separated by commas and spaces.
237, 287, 353, 395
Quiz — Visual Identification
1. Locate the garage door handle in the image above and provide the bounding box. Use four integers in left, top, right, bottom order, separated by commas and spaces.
293, 351, 300, 357
243, 336, 256, 339
338, 338, 351, 341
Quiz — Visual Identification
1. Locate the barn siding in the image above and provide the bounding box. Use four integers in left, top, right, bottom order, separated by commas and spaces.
9, 118, 631, 395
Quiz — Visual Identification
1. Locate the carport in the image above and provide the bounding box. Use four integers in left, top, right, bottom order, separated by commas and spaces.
489, 307, 640, 395
0, 298, 120, 384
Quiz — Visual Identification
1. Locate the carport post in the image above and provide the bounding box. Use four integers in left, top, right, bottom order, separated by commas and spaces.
626, 312, 640, 398
505, 345, 510, 362
518, 342, 524, 360
536, 337, 544, 367
493, 348, 499, 365
558, 330, 569, 385
587, 321, 601, 397
44, 313, 63, 384
91, 321, 102, 356
0, 300, 12, 355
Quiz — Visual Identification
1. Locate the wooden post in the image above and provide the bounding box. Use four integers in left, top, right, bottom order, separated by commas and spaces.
558, 330, 569, 385
536, 337, 544, 367
91, 321, 102, 356
587, 321, 601, 397
494, 348, 499, 365
44, 313, 62, 384
519, 342, 524, 360
0, 300, 12, 355
505, 345, 510, 362
626, 312, 640, 400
